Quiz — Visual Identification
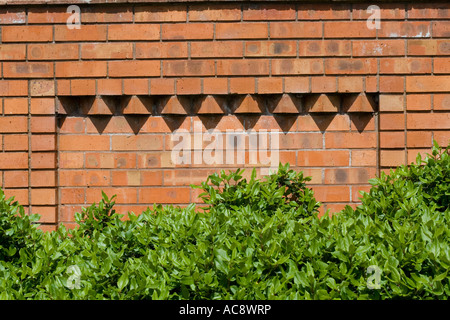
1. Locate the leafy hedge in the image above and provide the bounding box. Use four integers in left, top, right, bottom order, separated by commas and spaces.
0, 142, 448, 300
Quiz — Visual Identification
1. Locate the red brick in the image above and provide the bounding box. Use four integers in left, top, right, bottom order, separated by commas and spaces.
378, 22, 431, 38
406, 94, 431, 111
407, 131, 433, 148
324, 22, 376, 38
380, 58, 432, 74
135, 5, 187, 22
432, 21, 450, 38
434, 57, 450, 74
299, 40, 351, 57
216, 23, 268, 39
189, 4, 241, 21
338, 77, 364, 93
352, 40, 405, 57
407, 40, 450, 56
86, 188, 138, 204
0, 116, 27, 133
191, 41, 243, 58
407, 3, 450, 19
71, 80, 96, 96
163, 60, 215, 77
407, 113, 450, 130
122, 79, 149, 95
59, 170, 110, 187
0, 8, 26, 24
380, 150, 405, 167
270, 22, 322, 39
406, 76, 450, 92
352, 3, 406, 20
272, 59, 323, 75
112, 170, 163, 186
2, 26, 53, 42
365, 76, 378, 93
111, 135, 163, 151
59, 153, 84, 169
30, 170, 55, 187
59, 135, 110, 151
434, 131, 450, 147
298, 3, 350, 20
243, 4, 295, 20
176, 78, 202, 95
55, 25, 107, 42
0, 153, 28, 169
81, 43, 133, 60
3, 171, 28, 188
245, 41, 296, 57
217, 60, 269, 76
297, 114, 349, 131
4, 62, 53, 78
31, 189, 56, 205
27, 7, 70, 23
284, 77, 310, 93
60, 188, 85, 204
350, 114, 376, 131
324, 168, 377, 184
55, 61, 106, 78
379, 76, 404, 93
150, 79, 175, 95
162, 23, 213, 40
351, 150, 377, 167
4, 98, 27, 115
81, 5, 133, 23
33, 206, 57, 224
379, 94, 404, 112
0, 44, 26, 60
380, 131, 405, 148
4, 134, 28, 151
325, 132, 377, 149
31, 135, 55, 151
257, 78, 283, 94
136, 42, 188, 59
380, 113, 405, 130
324, 58, 377, 75
31, 153, 56, 169
311, 77, 337, 93
434, 94, 450, 110
203, 78, 228, 95
138, 187, 190, 204
311, 186, 350, 203
3, 189, 29, 205
28, 43, 78, 60
30, 80, 55, 97
31, 117, 55, 133
229, 78, 255, 94
108, 24, 160, 41
109, 61, 161, 78
56, 80, 71, 96
97, 79, 122, 96
297, 150, 349, 167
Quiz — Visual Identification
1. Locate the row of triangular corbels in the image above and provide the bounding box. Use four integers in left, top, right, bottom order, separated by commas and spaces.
57, 93, 377, 116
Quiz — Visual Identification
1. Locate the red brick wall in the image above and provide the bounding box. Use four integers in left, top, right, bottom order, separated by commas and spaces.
0, 2, 449, 231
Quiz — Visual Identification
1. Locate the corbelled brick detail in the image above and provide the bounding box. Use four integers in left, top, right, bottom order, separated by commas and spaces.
0, 2, 449, 231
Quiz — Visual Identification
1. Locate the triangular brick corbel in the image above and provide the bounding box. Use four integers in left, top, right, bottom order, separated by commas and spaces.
232, 94, 263, 113
122, 96, 152, 115
342, 93, 376, 112
270, 94, 301, 113
81, 96, 114, 115
160, 96, 189, 115
305, 94, 339, 113
195, 95, 226, 114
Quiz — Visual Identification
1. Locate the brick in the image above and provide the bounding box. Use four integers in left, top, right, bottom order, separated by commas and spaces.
159, 96, 189, 115
189, 4, 241, 21
97, 79, 122, 96
56, 80, 71, 96
176, 78, 202, 95
162, 23, 213, 40
352, 40, 405, 57
379, 76, 404, 93
4, 62, 53, 78
343, 94, 376, 113
31, 189, 56, 205
284, 77, 309, 93
325, 132, 377, 149
4, 134, 28, 151
59, 152, 84, 169
0, 80, 27, 96
4, 98, 27, 114
81, 5, 133, 23
298, 40, 351, 57
111, 135, 163, 151
243, 4, 295, 20
298, 3, 350, 20
380, 150, 405, 167
3, 171, 28, 188
379, 94, 404, 112
191, 41, 243, 58
216, 23, 268, 39
138, 187, 190, 204
55, 25, 107, 42
30, 80, 55, 97
135, 5, 187, 22
310, 186, 350, 203
33, 207, 57, 224
380, 131, 405, 148
230, 78, 255, 94
365, 76, 378, 93
150, 79, 175, 95
297, 114, 349, 131
378, 22, 431, 38
3, 189, 29, 205
352, 3, 405, 20
59, 135, 110, 151
350, 114, 376, 131
163, 60, 214, 77
257, 78, 283, 94
407, 131, 433, 148
109, 61, 161, 78
324, 58, 377, 75
311, 77, 337, 93
352, 186, 372, 203
0, 116, 27, 133
112, 170, 163, 186
406, 76, 450, 92
351, 150, 377, 167
407, 113, 450, 130
136, 42, 188, 59
432, 21, 450, 38
434, 57, 450, 74
59, 170, 110, 187
245, 41, 296, 57
380, 58, 432, 74
324, 22, 376, 38
304, 94, 339, 113
270, 22, 322, 39
279, 133, 322, 149
30, 171, 55, 187
325, 168, 377, 184
217, 60, 269, 76
55, 61, 106, 78
86, 188, 138, 204
0, 8, 26, 24
31, 117, 55, 133
71, 80, 96, 96
31, 135, 55, 151
380, 113, 405, 130
272, 59, 323, 75
434, 94, 450, 110
338, 77, 364, 93
123, 79, 149, 95
28, 43, 78, 60
407, 3, 450, 19
297, 150, 349, 167
0, 153, 28, 169
0, 44, 26, 60
31, 153, 56, 169
60, 188, 85, 204
81, 43, 133, 60
407, 40, 450, 56
434, 131, 450, 147
85, 153, 114, 168
28, 7, 69, 23
406, 94, 431, 111
108, 24, 160, 41
2, 26, 53, 42
203, 78, 228, 95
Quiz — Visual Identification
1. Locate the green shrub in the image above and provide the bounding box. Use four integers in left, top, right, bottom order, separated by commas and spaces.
0, 142, 448, 300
